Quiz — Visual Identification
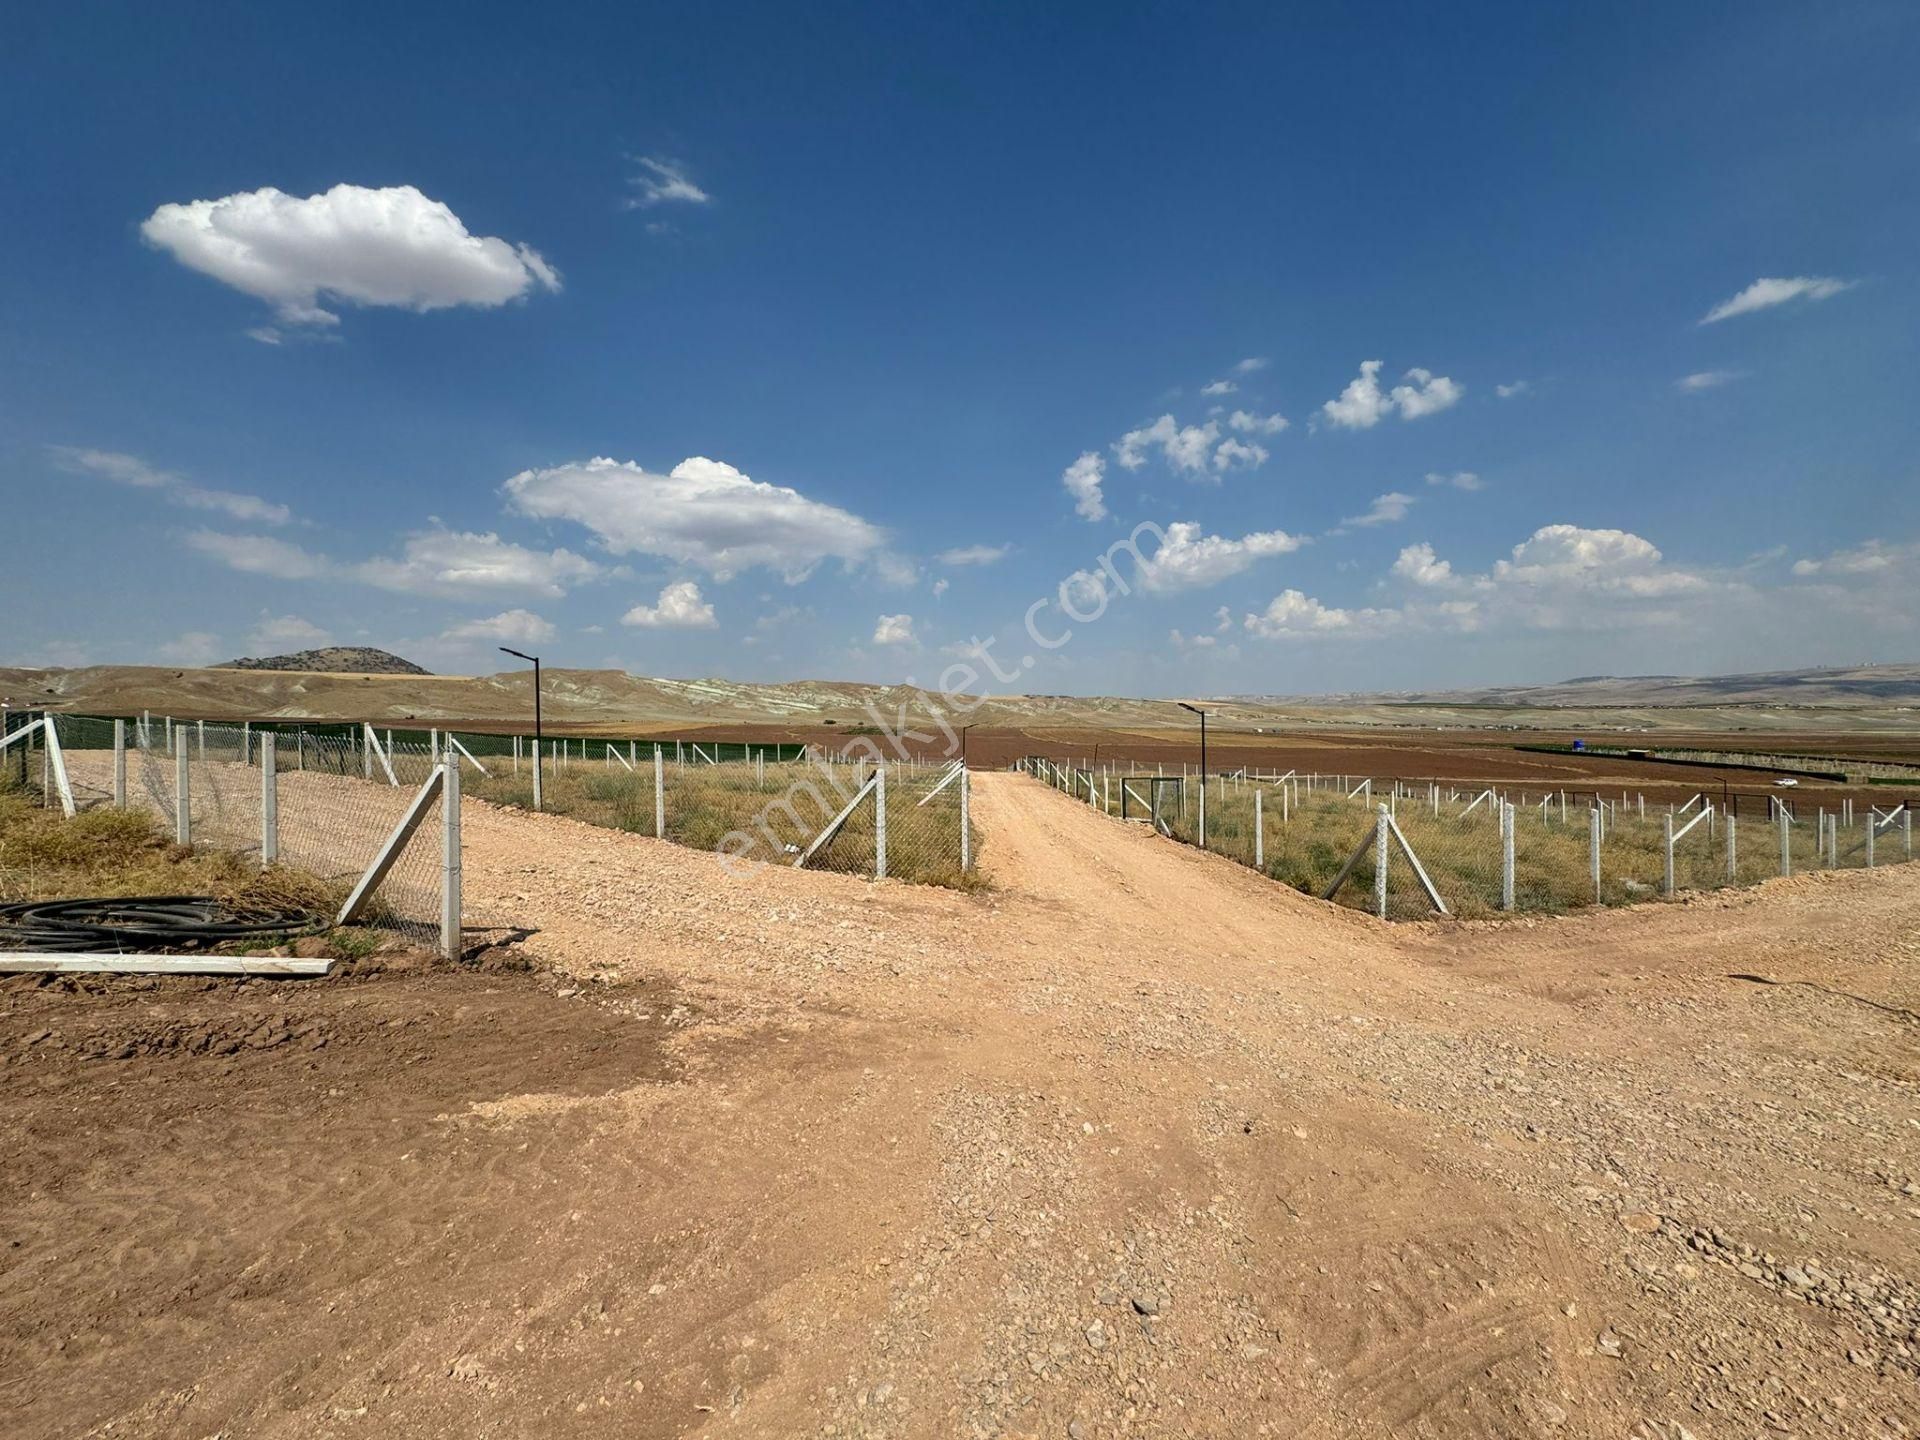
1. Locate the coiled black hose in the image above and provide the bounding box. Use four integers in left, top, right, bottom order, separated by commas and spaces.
0, 896, 320, 953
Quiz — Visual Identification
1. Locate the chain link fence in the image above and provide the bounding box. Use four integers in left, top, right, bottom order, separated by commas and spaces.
456, 739, 980, 887
2, 712, 483, 953
1020, 758, 1917, 921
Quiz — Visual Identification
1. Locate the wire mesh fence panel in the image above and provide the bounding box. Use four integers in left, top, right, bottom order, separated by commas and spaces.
268, 730, 449, 948
1389, 803, 1508, 918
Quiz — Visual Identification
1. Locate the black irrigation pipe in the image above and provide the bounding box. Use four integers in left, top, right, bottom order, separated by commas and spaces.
0, 897, 321, 953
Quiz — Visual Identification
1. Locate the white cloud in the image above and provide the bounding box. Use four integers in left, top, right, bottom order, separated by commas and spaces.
141, 184, 560, 331
185, 529, 329, 579
158, 631, 223, 665
504, 455, 884, 583
1321, 360, 1463, 429
1212, 437, 1268, 472
1790, 538, 1920, 578
624, 156, 711, 208
1062, 451, 1107, 522
1113, 415, 1219, 476
621, 580, 718, 630
872, 613, 916, 646
1495, 380, 1531, 399
1391, 542, 1454, 587
1136, 521, 1305, 593
1701, 275, 1853, 325
873, 552, 920, 588
1169, 629, 1218, 649
186, 524, 602, 599
1227, 409, 1289, 436
357, 528, 603, 598
1244, 590, 1395, 639
1214, 605, 1232, 633
937, 543, 1010, 566
443, 609, 557, 644
1424, 470, 1485, 491
1490, 524, 1708, 599
51, 446, 291, 525
1200, 378, 1237, 396
932, 577, 950, 597
246, 614, 331, 652
1676, 369, 1744, 392
1234, 357, 1271, 374
1339, 491, 1416, 528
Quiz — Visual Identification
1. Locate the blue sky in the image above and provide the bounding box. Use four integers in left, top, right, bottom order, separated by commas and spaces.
3, 1, 1916, 697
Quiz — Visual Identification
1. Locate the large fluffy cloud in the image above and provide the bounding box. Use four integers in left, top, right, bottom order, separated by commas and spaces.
1136, 522, 1305, 593
141, 184, 560, 330
504, 456, 883, 583
622, 580, 718, 629
1321, 360, 1463, 429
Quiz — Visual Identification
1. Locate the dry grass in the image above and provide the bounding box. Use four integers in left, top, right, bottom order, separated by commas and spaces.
462, 760, 988, 890
0, 783, 347, 938
1120, 778, 1899, 919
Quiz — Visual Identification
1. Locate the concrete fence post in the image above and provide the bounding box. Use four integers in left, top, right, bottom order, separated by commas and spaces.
441, 757, 462, 961
1589, 805, 1602, 904
1866, 815, 1875, 869
653, 744, 665, 837
175, 744, 191, 846
1725, 814, 1737, 883
113, 719, 127, 808
1500, 802, 1515, 911
1255, 787, 1264, 871
1373, 804, 1390, 919
1663, 813, 1676, 897
875, 764, 888, 880
960, 767, 972, 872
1779, 809, 1791, 877
1198, 778, 1208, 848
261, 734, 278, 865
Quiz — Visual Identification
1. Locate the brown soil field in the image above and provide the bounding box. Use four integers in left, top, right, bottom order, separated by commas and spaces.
3, 773, 1918, 1437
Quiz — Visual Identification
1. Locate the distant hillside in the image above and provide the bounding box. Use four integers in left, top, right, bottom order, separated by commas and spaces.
1269, 664, 1920, 708
219, 647, 430, 676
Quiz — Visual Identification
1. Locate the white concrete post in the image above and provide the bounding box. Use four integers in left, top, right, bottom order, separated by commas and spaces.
1725, 815, 1737, 883
1865, 815, 1875, 869
1373, 805, 1390, 919
440, 757, 461, 961
653, 744, 665, 836
1255, 787, 1264, 870
960, 767, 972, 871
1198, 779, 1207, 848
1663, 813, 1676, 897
197, 719, 205, 759
1500, 802, 1515, 911
261, 734, 278, 865
1779, 809, 1791, 877
1590, 805, 1602, 904
175, 744, 191, 846
113, 719, 127, 808
531, 738, 544, 812
875, 764, 888, 880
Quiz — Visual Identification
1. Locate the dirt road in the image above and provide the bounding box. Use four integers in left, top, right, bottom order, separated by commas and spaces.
3, 772, 1917, 1438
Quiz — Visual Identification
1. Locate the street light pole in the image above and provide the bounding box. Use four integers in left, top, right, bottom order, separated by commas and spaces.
1178, 702, 1207, 781
499, 647, 543, 811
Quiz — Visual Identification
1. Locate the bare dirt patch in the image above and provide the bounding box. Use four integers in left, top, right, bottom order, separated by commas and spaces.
2, 775, 1917, 1437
